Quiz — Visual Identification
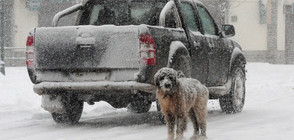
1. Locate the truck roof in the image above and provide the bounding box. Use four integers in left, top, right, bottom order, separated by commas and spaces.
82, 0, 167, 4
82, 0, 203, 5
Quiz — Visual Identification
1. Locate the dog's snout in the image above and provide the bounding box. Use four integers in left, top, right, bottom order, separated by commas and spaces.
164, 83, 171, 89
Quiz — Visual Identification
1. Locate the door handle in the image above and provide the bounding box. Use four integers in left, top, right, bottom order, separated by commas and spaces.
76, 33, 95, 48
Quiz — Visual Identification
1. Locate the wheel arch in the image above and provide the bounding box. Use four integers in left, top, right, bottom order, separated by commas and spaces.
167, 41, 190, 67
229, 47, 246, 73
219, 47, 246, 114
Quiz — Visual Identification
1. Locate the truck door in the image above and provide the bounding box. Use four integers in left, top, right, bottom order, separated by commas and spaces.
195, 4, 231, 86
180, 1, 209, 84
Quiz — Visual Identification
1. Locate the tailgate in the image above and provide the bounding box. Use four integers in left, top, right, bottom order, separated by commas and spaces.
35, 25, 141, 70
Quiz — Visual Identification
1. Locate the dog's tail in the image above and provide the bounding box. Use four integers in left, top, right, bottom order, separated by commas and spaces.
177, 71, 185, 78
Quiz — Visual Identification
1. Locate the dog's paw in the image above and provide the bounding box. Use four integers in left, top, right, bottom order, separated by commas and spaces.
167, 134, 175, 140
190, 135, 207, 140
175, 135, 184, 140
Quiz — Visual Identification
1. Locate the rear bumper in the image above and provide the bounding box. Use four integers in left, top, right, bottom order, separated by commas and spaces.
33, 81, 156, 95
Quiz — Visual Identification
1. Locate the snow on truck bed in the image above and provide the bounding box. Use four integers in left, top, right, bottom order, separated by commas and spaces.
0, 63, 294, 140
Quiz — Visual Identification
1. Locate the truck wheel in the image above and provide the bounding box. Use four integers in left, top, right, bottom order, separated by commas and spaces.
51, 94, 83, 124
127, 100, 151, 113
127, 94, 152, 113
219, 65, 246, 114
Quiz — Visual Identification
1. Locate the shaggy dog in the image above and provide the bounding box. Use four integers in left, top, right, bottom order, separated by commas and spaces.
154, 68, 209, 140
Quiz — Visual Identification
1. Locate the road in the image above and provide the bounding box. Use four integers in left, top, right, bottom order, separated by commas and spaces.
0, 63, 294, 140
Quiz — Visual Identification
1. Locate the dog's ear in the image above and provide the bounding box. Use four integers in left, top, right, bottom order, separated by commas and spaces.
154, 71, 160, 87
170, 75, 179, 93
177, 71, 185, 78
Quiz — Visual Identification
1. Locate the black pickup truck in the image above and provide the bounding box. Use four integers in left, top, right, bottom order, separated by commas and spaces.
26, 0, 246, 124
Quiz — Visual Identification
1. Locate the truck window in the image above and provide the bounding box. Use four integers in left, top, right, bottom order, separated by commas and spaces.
131, 2, 165, 25
197, 5, 217, 35
89, 5, 103, 25
82, 0, 165, 26
181, 3, 200, 32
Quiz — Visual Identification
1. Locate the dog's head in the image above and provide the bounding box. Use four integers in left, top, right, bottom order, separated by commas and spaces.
154, 68, 180, 92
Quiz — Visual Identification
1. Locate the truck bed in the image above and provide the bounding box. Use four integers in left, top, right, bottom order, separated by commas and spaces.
35, 25, 142, 70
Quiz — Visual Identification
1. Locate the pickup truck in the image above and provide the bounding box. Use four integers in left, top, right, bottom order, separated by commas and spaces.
26, 0, 246, 124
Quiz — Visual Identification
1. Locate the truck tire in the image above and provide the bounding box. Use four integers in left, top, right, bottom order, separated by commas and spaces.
51, 94, 83, 124
127, 100, 151, 113
219, 63, 246, 114
127, 93, 152, 113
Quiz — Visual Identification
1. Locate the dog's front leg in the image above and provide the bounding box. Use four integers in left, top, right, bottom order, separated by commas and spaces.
175, 113, 187, 140
165, 113, 175, 140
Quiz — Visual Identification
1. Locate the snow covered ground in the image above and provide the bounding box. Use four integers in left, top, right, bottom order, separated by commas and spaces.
0, 63, 294, 140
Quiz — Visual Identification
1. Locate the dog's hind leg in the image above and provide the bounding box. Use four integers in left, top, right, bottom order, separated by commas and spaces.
194, 99, 208, 136
188, 109, 199, 135
165, 113, 176, 140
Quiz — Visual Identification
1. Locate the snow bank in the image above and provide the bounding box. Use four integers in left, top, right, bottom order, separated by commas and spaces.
0, 67, 39, 110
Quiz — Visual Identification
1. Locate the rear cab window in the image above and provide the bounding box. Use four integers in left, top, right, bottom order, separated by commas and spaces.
79, 0, 166, 26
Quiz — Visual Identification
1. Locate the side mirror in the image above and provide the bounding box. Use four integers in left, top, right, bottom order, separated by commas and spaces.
221, 24, 235, 38
52, 3, 83, 27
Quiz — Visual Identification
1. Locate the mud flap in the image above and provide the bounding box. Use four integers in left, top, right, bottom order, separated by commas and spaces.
41, 95, 65, 114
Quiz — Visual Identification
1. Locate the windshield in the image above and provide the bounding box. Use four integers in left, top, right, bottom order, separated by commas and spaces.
79, 0, 165, 26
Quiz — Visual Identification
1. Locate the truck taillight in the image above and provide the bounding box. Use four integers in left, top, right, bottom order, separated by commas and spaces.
139, 34, 156, 65
26, 35, 34, 68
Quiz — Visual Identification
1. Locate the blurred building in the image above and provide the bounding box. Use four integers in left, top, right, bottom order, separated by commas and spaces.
1, 0, 294, 66
1, 0, 81, 66
224, 0, 294, 64
201, 0, 294, 64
